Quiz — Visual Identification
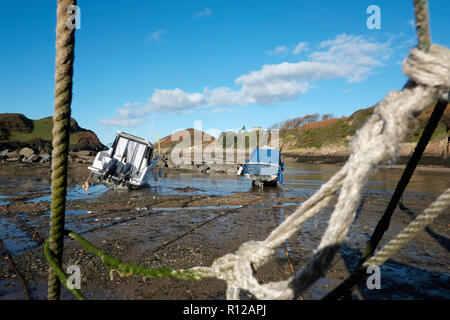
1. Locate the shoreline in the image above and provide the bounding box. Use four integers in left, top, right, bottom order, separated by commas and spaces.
282, 154, 450, 168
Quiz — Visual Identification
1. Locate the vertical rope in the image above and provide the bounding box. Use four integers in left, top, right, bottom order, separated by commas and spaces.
47, 0, 76, 300
413, 0, 432, 52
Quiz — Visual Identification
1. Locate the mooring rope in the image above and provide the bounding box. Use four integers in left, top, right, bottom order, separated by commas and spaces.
45, 0, 450, 300
363, 187, 450, 268
49, 187, 450, 301
47, 0, 76, 300
188, 43, 450, 300
322, 0, 449, 299
323, 97, 449, 300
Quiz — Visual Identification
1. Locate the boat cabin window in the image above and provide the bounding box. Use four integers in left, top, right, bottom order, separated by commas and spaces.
131, 142, 147, 172
113, 137, 128, 161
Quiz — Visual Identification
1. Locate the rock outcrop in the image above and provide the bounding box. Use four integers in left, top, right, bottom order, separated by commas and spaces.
0, 113, 105, 154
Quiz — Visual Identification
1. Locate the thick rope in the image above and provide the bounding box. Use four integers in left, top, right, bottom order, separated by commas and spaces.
323, 97, 449, 300
66, 231, 203, 281
413, 0, 432, 52
322, 185, 449, 300
47, 186, 450, 300
189, 43, 450, 300
44, 238, 85, 300
359, 99, 449, 264
323, 0, 449, 299
47, 0, 76, 300
44, 0, 450, 301
363, 188, 450, 267
47, 47, 450, 297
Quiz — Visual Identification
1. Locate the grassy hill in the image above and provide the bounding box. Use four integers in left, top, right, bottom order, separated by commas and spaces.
0, 113, 105, 153
279, 103, 449, 152
159, 128, 215, 150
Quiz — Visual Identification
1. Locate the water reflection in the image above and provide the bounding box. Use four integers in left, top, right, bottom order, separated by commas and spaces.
0, 163, 449, 203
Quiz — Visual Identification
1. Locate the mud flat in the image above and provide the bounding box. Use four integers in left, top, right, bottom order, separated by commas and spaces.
0, 162, 449, 300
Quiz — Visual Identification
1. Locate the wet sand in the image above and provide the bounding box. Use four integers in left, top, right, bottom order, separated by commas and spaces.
0, 161, 449, 300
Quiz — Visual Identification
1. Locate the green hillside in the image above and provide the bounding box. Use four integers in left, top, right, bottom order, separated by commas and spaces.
279, 103, 450, 150
0, 113, 104, 152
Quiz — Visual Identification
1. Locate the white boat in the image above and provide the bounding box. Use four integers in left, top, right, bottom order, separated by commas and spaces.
87, 131, 160, 189
238, 147, 284, 187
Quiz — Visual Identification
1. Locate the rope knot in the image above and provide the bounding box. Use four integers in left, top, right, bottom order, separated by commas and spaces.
403, 44, 450, 96
210, 240, 273, 278
236, 240, 273, 269
207, 240, 274, 299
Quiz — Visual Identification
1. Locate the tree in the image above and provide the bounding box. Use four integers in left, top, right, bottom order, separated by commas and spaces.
322, 113, 335, 121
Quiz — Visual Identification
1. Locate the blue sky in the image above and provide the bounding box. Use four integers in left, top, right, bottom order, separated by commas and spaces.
0, 1, 449, 145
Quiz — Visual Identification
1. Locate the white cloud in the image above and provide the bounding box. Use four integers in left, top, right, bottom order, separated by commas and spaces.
268, 45, 288, 56
310, 33, 391, 82
99, 118, 145, 127
99, 102, 148, 127
149, 88, 205, 112
293, 42, 309, 54
101, 33, 392, 126
194, 8, 212, 18
149, 29, 166, 42
212, 108, 232, 113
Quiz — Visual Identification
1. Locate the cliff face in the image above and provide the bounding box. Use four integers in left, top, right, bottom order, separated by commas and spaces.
0, 113, 105, 153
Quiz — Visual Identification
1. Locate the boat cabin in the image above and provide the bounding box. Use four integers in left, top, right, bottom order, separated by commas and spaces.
239, 147, 284, 186
88, 131, 157, 189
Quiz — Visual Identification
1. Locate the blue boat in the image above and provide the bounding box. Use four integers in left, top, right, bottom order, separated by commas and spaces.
238, 147, 284, 187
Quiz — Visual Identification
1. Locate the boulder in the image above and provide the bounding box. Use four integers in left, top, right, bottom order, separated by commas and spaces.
7, 151, 19, 158
209, 164, 230, 173
29, 155, 41, 163
0, 150, 8, 160
226, 166, 238, 175
77, 150, 94, 157
178, 164, 194, 170
19, 147, 34, 158
196, 164, 210, 173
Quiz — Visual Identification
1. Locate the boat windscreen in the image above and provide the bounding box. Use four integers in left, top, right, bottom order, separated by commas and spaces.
248, 148, 280, 165
113, 137, 128, 160
131, 143, 147, 172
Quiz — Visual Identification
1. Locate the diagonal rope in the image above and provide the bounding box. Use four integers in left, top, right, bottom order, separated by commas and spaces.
323, 97, 449, 300
47, 0, 76, 300
190, 44, 450, 299
44, 0, 450, 301
363, 187, 450, 268
45, 41, 450, 299
45, 41, 450, 301
47, 187, 450, 300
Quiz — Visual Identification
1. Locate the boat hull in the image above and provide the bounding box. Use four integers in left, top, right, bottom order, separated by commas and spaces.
241, 163, 283, 187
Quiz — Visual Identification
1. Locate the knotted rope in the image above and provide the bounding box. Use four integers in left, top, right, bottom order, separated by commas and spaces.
47, 0, 76, 300
53, 185, 450, 300
363, 187, 450, 268
186, 43, 450, 300
45, 0, 450, 300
